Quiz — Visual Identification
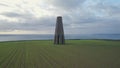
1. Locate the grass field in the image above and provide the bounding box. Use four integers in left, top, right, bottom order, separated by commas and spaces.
0, 40, 120, 68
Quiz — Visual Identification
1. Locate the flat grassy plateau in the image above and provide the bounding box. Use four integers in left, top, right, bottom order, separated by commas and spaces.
0, 40, 120, 68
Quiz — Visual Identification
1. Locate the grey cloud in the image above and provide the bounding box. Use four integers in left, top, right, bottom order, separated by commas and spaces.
0, 3, 9, 7
0, 16, 55, 32
1, 12, 24, 18
0, 20, 16, 31
0, 0, 120, 34
107, 6, 120, 17
87, 1, 120, 17
46, 0, 86, 10
0, 11, 34, 19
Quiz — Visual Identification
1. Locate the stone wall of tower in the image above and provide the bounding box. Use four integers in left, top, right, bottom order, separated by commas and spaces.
54, 16, 65, 44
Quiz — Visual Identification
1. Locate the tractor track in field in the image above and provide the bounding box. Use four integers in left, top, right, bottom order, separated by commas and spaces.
39, 47, 64, 68
0, 45, 26, 68
14, 45, 26, 68
2, 47, 18, 68
1, 48, 17, 68
0, 47, 17, 66
38, 48, 59, 68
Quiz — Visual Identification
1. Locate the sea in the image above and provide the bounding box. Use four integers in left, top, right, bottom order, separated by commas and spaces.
0, 34, 120, 42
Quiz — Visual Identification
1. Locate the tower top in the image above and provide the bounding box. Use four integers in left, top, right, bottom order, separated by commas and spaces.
57, 16, 62, 18
57, 16, 62, 21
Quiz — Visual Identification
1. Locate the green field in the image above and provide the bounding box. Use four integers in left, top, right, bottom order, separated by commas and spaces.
0, 40, 120, 68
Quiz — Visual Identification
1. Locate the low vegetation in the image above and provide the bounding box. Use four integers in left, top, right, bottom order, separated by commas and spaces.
0, 40, 120, 68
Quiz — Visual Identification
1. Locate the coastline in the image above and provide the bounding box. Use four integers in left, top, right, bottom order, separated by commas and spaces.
0, 39, 120, 43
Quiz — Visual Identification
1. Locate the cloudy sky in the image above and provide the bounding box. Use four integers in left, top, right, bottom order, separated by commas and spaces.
0, 0, 120, 34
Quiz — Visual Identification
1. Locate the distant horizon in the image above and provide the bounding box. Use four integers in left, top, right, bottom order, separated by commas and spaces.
0, 34, 120, 42
0, 33, 117, 35
0, 33, 120, 35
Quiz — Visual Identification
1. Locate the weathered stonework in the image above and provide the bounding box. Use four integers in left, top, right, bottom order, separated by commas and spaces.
54, 16, 65, 44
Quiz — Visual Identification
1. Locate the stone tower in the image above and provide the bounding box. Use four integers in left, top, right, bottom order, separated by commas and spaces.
54, 16, 65, 44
